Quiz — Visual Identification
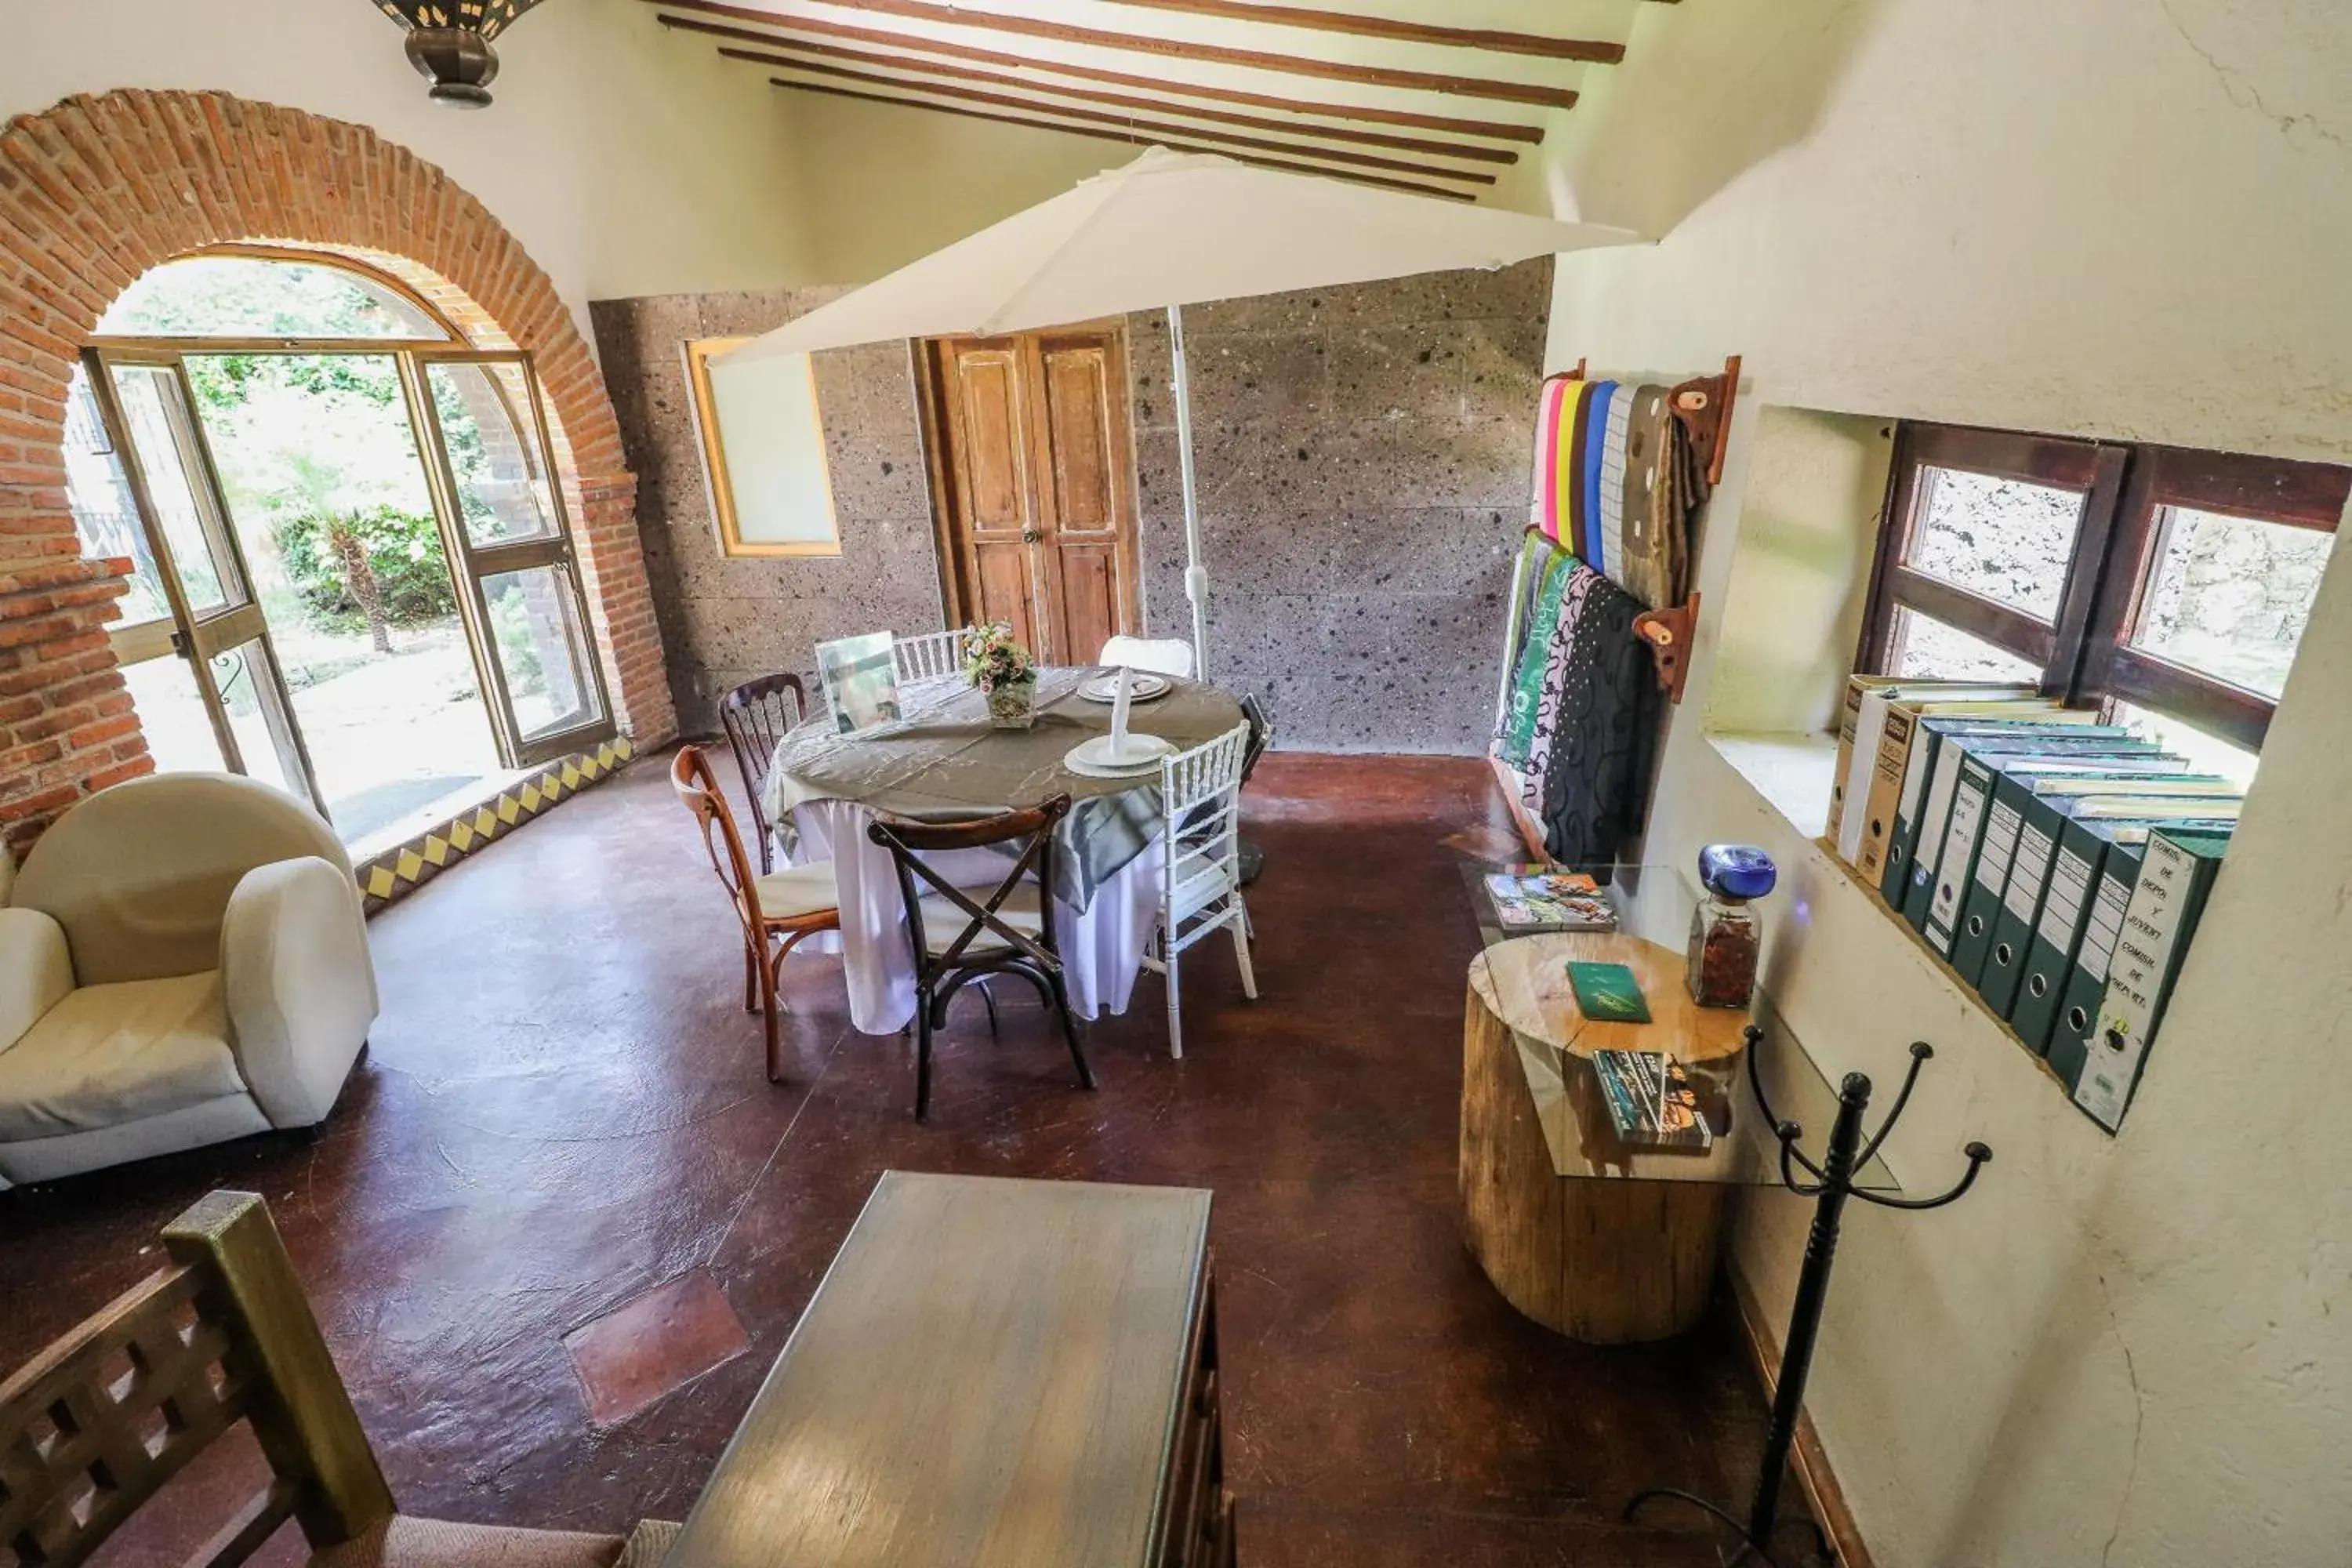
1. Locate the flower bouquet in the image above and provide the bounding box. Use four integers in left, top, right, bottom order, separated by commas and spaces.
964, 622, 1039, 728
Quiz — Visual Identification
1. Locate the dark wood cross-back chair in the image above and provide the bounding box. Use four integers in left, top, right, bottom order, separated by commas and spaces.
719, 672, 808, 875
866, 795, 1093, 1121
671, 744, 842, 1083
0, 1191, 644, 1568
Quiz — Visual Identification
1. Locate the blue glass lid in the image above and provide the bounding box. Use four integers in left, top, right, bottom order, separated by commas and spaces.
1698, 843, 1777, 901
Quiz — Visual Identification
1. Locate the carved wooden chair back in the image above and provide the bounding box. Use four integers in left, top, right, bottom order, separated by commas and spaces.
671, 743, 768, 939
0, 1191, 394, 1568
718, 673, 807, 874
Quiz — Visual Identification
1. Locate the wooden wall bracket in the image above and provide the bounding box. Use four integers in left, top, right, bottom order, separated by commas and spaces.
1632, 591, 1700, 704
1668, 354, 1740, 489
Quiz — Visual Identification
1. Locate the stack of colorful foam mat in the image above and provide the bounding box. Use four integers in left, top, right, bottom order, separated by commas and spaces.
1492, 373, 1711, 866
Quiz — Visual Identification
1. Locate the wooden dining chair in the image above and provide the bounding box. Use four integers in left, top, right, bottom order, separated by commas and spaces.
1149, 722, 1258, 1059
671, 745, 842, 1083
0, 1189, 660, 1568
891, 628, 972, 684
866, 795, 1092, 1121
719, 671, 808, 875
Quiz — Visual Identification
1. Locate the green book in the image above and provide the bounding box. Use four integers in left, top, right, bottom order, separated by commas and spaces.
1878, 720, 2140, 907
2073, 830, 2234, 1131
1948, 763, 2222, 988
1566, 960, 1651, 1023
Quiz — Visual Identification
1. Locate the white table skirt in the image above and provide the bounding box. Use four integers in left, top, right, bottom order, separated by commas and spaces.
791, 798, 1165, 1036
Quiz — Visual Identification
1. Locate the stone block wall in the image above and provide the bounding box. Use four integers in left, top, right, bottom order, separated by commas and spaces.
597, 260, 1549, 753
590, 290, 944, 735
1127, 258, 1550, 752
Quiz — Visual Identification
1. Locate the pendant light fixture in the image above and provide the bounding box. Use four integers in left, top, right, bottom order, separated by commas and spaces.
373, 2, 550, 107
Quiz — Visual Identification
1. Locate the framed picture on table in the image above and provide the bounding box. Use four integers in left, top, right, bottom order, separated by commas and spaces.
815, 632, 902, 735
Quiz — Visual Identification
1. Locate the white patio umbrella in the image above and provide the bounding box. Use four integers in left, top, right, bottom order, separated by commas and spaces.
723, 147, 1645, 678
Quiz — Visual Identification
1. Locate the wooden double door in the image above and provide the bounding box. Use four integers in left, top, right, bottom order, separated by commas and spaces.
922, 326, 1142, 665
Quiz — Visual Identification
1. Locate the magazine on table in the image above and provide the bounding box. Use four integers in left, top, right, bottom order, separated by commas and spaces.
1483, 870, 1617, 931
1589, 1050, 1714, 1149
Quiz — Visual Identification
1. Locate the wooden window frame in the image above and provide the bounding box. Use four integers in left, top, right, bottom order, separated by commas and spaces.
683, 337, 842, 560
1859, 421, 2350, 753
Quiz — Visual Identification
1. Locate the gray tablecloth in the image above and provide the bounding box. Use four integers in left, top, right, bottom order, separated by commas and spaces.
765, 667, 1244, 908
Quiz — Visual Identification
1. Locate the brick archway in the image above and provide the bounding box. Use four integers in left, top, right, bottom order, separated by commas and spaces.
0, 88, 676, 844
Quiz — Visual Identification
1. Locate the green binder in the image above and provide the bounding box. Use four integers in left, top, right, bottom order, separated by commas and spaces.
2072, 829, 2233, 1131
1980, 787, 2216, 1019
1896, 731, 2161, 931
2016, 801, 2243, 1054
1949, 765, 2227, 989
1878, 722, 2142, 907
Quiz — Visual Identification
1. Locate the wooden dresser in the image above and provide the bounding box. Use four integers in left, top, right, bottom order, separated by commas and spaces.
665, 1171, 1233, 1568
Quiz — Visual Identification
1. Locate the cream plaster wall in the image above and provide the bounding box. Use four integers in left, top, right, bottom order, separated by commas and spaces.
779, 92, 1130, 285
1540, 1, 2352, 1563
0, 0, 818, 331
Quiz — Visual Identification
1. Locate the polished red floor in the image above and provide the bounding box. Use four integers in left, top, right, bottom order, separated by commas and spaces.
0, 753, 1781, 1566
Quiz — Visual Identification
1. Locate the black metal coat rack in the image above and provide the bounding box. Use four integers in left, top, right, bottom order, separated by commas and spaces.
1626, 1027, 1993, 1566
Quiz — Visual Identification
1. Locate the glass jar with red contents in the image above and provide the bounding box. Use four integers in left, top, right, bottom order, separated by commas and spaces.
1687, 844, 1775, 1010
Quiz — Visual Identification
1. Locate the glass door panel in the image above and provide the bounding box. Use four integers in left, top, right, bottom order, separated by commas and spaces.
183, 350, 503, 845
104, 361, 245, 616
482, 564, 599, 743
425, 360, 561, 547
64, 366, 175, 630
118, 647, 223, 772
208, 633, 310, 799
412, 351, 614, 766
89, 350, 324, 811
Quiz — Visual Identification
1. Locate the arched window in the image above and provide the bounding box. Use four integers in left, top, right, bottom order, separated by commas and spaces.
96, 250, 457, 342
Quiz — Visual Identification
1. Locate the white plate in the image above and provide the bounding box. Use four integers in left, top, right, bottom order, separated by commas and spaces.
1078, 672, 1172, 703
1065, 733, 1173, 775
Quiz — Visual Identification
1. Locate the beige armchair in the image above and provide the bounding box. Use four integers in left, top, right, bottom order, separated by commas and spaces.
0, 773, 377, 1188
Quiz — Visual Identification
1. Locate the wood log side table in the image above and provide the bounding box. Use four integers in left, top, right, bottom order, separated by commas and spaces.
1459, 931, 1750, 1345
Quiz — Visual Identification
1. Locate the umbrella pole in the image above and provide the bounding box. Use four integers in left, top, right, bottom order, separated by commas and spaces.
1168, 303, 1210, 681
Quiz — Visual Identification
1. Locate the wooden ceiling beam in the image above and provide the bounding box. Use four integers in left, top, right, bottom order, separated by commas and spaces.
762, 58, 1495, 183
713, 42, 1517, 164
1094, 0, 1624, 64
647, 0, 1579, 109
655, 6, 1547, 143
767, 77, 1477, 200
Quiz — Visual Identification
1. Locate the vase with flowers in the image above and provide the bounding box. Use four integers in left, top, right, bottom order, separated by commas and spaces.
964, 622, 1039, 729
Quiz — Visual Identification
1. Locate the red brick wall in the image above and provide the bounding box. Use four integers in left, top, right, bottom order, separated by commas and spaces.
0, 88, 677, 848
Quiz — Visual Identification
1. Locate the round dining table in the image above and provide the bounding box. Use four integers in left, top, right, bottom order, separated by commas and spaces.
762, 666, 1245, 1035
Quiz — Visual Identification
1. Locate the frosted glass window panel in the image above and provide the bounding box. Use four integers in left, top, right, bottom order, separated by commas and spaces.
688, 339, 840, 557
1888, 606, 2042, 684
1904, 466, 2082, 622
2131, 506, 2334, 700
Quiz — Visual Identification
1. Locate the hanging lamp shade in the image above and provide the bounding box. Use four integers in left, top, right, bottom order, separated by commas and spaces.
373, 1, 550, 107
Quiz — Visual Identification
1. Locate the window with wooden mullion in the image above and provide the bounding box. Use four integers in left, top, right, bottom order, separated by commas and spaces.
1859, 423, 2127, 692
2076, 445, 2349, 751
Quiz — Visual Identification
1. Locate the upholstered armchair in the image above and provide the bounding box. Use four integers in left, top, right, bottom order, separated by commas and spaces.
0, 773, 377, 1188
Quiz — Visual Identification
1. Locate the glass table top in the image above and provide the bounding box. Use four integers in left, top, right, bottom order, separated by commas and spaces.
1460, 859, 1900, 1192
